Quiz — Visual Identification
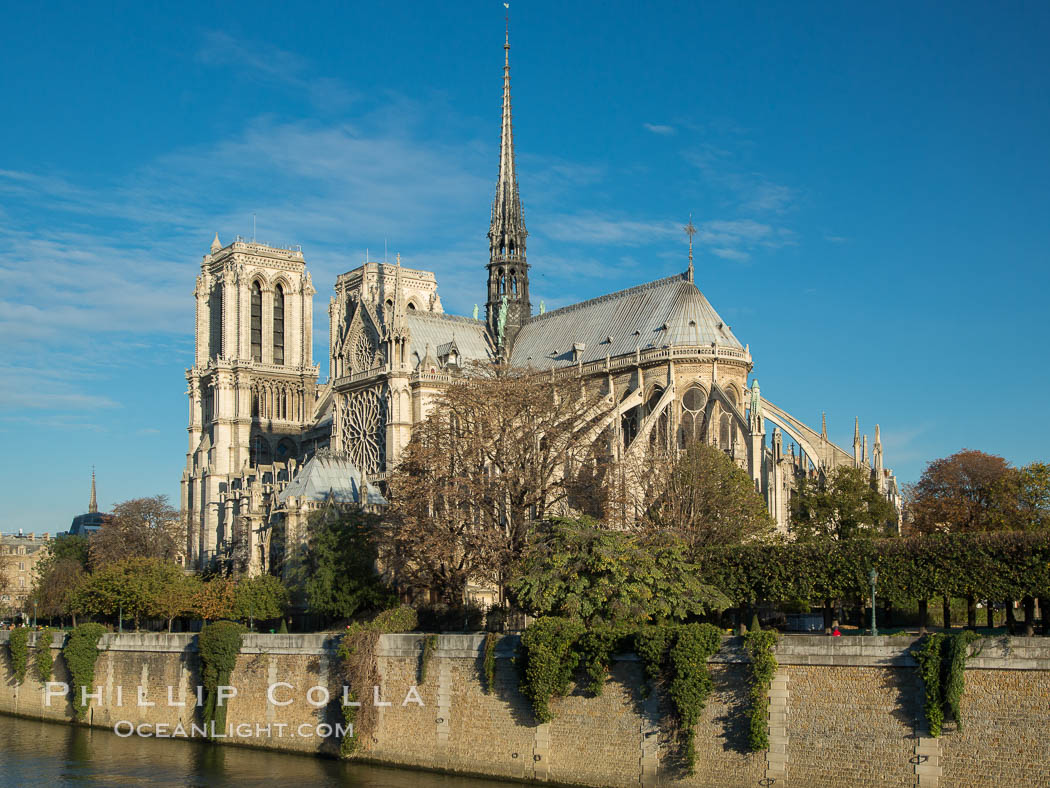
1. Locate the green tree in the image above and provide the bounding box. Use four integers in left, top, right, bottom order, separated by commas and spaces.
1018, 462, 1050, 530
297, 509, 394, 621
43, 534, 90, 568
791, 465, 897, 541
69, 557, 184, 629
231, 573, 290, 625
510, 517, 729, 626
154, 573, 201, 632
638, 441, 776, 547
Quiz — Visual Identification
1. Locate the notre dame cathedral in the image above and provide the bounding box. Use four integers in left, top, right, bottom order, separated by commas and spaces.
181, 31, 900, 575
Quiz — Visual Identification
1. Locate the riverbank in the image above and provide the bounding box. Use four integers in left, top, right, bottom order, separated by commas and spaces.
2, 630, 1049, 787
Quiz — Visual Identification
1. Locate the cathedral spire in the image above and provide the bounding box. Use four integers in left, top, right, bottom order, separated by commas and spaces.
88, 467, 98, 514
486, 14, 530, 353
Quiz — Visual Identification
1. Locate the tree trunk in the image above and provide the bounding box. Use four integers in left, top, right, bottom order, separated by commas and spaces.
823, 598, 833, 634
1039, 597, 1049, 636
1006, 600, 1017, 634
986, 603, 994, 629
966, 595, 977, 630
942, 596, 952, 630
918, 599, 929, 634
1024, 596, 1035, 637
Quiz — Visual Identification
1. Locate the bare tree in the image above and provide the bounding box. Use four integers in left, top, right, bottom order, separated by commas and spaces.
385, 365, 606, 604
89, 495, 183, 568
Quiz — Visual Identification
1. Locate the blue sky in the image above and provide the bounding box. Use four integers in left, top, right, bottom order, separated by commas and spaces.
2, 1, 1048, 532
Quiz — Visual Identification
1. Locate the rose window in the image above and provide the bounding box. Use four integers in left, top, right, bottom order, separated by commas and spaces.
342, 389, 385, 474
351, 331, 376, 372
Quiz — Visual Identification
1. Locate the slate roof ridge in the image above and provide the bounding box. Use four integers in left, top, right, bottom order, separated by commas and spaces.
530, 272, 688, 322
406, 310, 485, 326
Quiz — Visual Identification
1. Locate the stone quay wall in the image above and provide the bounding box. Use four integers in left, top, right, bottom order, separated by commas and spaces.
1, 630, 1048, 787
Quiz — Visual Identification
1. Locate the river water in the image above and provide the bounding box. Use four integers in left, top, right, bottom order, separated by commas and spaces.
0, 714, 515, 788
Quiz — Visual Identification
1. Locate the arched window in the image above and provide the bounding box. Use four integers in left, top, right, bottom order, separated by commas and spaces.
249, 435, 272, 467
273, 284, 285, 365
209, 285, 223, 359
250, 282, 262, 362
679, 385, 708, 447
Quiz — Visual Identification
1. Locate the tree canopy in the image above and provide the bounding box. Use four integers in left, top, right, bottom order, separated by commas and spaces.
791, 465, 898, 541
89, 495, 182, 567
297, 508, 394, 621
386, 365, 605, 603
510, 517, 730, 626
906, 450, 1050, 534
639, 440, 775, 547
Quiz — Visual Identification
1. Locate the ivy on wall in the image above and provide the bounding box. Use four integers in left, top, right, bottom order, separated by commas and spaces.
743, 630, 778, 751
518, 618, 722, 775
337, 606, 418, 758
912, 631, 982, 736
63, 623, 108, 721
33, 628, 56, 684
419, 635, 438, 683
8, 628, 29, 684
198, 621, 246, 739
483, 633, 500, 694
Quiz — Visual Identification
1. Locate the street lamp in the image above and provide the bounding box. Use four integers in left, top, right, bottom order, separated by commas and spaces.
118, 603, 123, 635
33, 601, 37, 629
869, 568, 879, 637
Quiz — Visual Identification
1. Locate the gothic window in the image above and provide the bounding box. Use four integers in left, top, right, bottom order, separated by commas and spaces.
621, 389, 639, 451
249, 435, 272, 467
351, 330, 376, 372
719, 413, 732, 451
407, 301, 417, 310
679, 385, 708, 447
250, 282, 262, 362
251, 390, 259, 418
647, 385, 669, 451
209, 285, 223, 359
341, 389, 386, 474
273, 283, 285, 366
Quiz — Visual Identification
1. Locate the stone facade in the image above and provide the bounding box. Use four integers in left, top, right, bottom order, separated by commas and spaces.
181, 31, 901, 575
2, 632, 1048, 787
0, 532, 51, 619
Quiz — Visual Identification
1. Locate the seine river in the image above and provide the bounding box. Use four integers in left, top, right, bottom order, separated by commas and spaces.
0, 715, 514, 788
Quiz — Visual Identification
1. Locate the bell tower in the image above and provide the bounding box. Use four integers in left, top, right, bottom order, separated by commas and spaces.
486, 23, 530, 356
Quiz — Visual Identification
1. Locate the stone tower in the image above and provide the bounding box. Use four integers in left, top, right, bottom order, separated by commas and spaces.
181, 234, 319, 568
485, 26, 530, 356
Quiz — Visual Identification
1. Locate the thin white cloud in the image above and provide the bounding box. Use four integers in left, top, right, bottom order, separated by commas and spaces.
643, 123, 676, 136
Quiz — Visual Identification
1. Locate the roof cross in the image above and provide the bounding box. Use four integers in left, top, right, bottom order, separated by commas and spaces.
684, 214, 697, 283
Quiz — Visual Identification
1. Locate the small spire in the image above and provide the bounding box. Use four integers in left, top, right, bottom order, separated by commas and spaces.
874, 424, 881, 447
821, 412, 828, 440
684, 215, 697, 283
210, 232, 221, 253
88, 467, 98, 514
853, 417, 860, 444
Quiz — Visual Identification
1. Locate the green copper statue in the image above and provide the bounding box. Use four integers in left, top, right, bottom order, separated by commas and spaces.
497, 295, 509, 344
